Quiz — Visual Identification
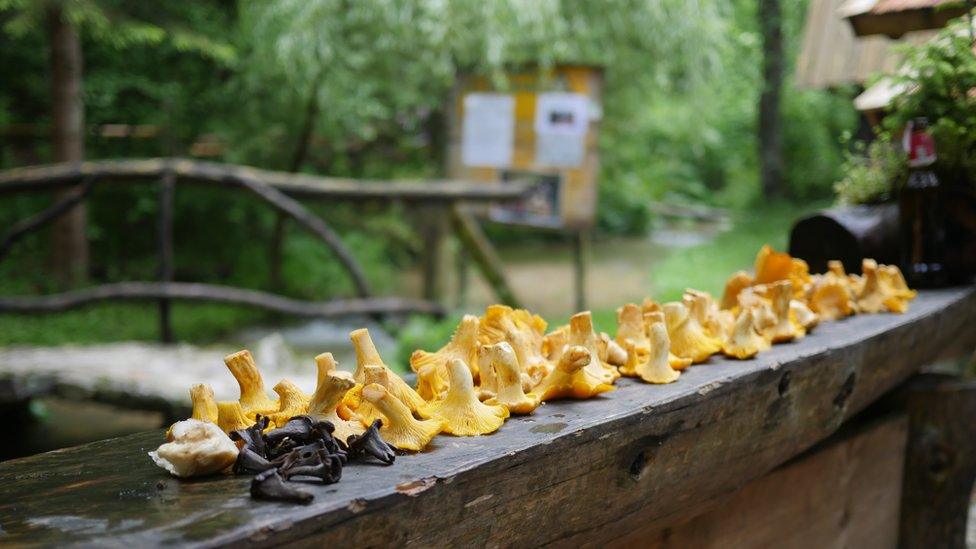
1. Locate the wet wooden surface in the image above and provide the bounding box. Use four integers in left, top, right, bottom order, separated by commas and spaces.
1, 286, 974, 547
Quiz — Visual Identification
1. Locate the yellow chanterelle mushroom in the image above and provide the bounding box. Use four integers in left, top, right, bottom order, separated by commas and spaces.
421, 358, 509, 436
223, 350, 278, 419
481, 342, 541, 415
530, 345, 615, 401
721, 270, 754, 310
361, 383, 445, 452
267, 379, 310, 428
722, 308, 769, 360
215, 400, 252, 433
807, 272, 854, 320
663, 302, 722, 364
189, 383, 218, 424
630, 322, 681, 384
569, 311, 621, 384
644, 312, 692, 370
410, 314, 481, 397
307, 353, 365, 443
762, 280, 804, 343
350, 328, 427, 413
480, 305, 552, 388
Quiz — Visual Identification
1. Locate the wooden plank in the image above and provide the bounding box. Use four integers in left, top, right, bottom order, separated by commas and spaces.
632, 414, 907, 549
0, 158, 533, 202
0, 176, 93, 262
899, 375, 976, 548
0, 287, 973, 547
449, 207, 521, 307
419, 204, 450, 304
233, 170, 371, 297
157, 171, 175, 343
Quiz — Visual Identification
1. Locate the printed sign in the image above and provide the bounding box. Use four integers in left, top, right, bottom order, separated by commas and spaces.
461, 93, 515, 168
534, 92, 589, 167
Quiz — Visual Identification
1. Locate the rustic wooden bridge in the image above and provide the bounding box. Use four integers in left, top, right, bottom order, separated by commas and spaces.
0, 158, 531, 341
1, 286, 974, 547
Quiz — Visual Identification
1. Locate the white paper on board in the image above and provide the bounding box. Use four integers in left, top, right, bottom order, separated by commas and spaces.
461, 93, 515, 168
534, 92, 588, 167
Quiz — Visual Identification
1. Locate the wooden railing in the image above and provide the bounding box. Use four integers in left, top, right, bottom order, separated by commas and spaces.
0, 158, 531, 341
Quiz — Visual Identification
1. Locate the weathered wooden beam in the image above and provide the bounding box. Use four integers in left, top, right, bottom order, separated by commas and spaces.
572, 229, 589, 312
0, 158, 533, 202
450, 207, 521, 308
157, 171, 175, 343
0, 282, 443, 317
233, 172, 371, 298
898, 374, 976, 549
419, 204, 450, 304
0, 176, 93, 262
0, 287, 971, 546
637, 413, 908, 548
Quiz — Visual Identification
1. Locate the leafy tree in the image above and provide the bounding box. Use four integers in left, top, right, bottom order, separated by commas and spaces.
0, 0, 233, 283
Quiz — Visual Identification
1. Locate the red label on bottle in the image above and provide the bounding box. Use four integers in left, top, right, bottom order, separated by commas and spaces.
903, 120, 937, 167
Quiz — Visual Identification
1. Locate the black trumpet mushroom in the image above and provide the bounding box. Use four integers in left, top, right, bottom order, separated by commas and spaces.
250, 469, 313, 504
346, 420, 396, 465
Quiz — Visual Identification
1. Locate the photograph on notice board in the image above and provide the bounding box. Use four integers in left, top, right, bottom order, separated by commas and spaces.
490, 171, 562, 228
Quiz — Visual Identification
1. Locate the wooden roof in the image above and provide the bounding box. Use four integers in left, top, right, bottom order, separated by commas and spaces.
796, 0, 935, 89
840, 0, 966, 37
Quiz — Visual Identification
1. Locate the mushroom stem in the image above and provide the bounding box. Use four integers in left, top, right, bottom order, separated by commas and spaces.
223, 350, 278, 417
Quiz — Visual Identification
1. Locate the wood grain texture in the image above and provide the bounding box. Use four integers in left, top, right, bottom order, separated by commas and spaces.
0, 158, 532, 202
0, 287, 973, 547
635, 414, 907, 549
899, 375, 976, 548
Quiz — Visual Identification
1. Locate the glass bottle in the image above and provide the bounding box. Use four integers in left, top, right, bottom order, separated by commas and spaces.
898, 117, 948, 287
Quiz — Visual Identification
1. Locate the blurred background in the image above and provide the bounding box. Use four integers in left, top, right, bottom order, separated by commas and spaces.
0, 0, 972, 459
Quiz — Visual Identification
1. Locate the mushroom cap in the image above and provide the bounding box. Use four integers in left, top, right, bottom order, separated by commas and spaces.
721, 271, 754, 310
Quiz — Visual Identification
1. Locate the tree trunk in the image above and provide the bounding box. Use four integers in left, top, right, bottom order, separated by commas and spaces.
758, 0, 784, 199
48, 6, 89, 284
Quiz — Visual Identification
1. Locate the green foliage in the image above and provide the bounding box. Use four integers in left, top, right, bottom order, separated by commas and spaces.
834, 18, 976, 204
781, 87, 860, 200
886, 18, 976, 186
834, 134, 906, 205
0, 0, 235, 62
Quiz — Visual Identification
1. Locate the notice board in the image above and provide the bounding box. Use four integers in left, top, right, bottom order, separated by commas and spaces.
447, 65, 603, 229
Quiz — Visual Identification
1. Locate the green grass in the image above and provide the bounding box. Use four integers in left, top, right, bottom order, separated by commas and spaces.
0, 302, 263, 346
645, 202, 821, 302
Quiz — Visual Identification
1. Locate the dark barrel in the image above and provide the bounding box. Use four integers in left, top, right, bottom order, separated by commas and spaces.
788, 204, 900, 275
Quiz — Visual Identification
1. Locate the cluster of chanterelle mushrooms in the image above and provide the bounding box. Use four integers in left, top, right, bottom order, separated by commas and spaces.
154, 245, 917, 471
